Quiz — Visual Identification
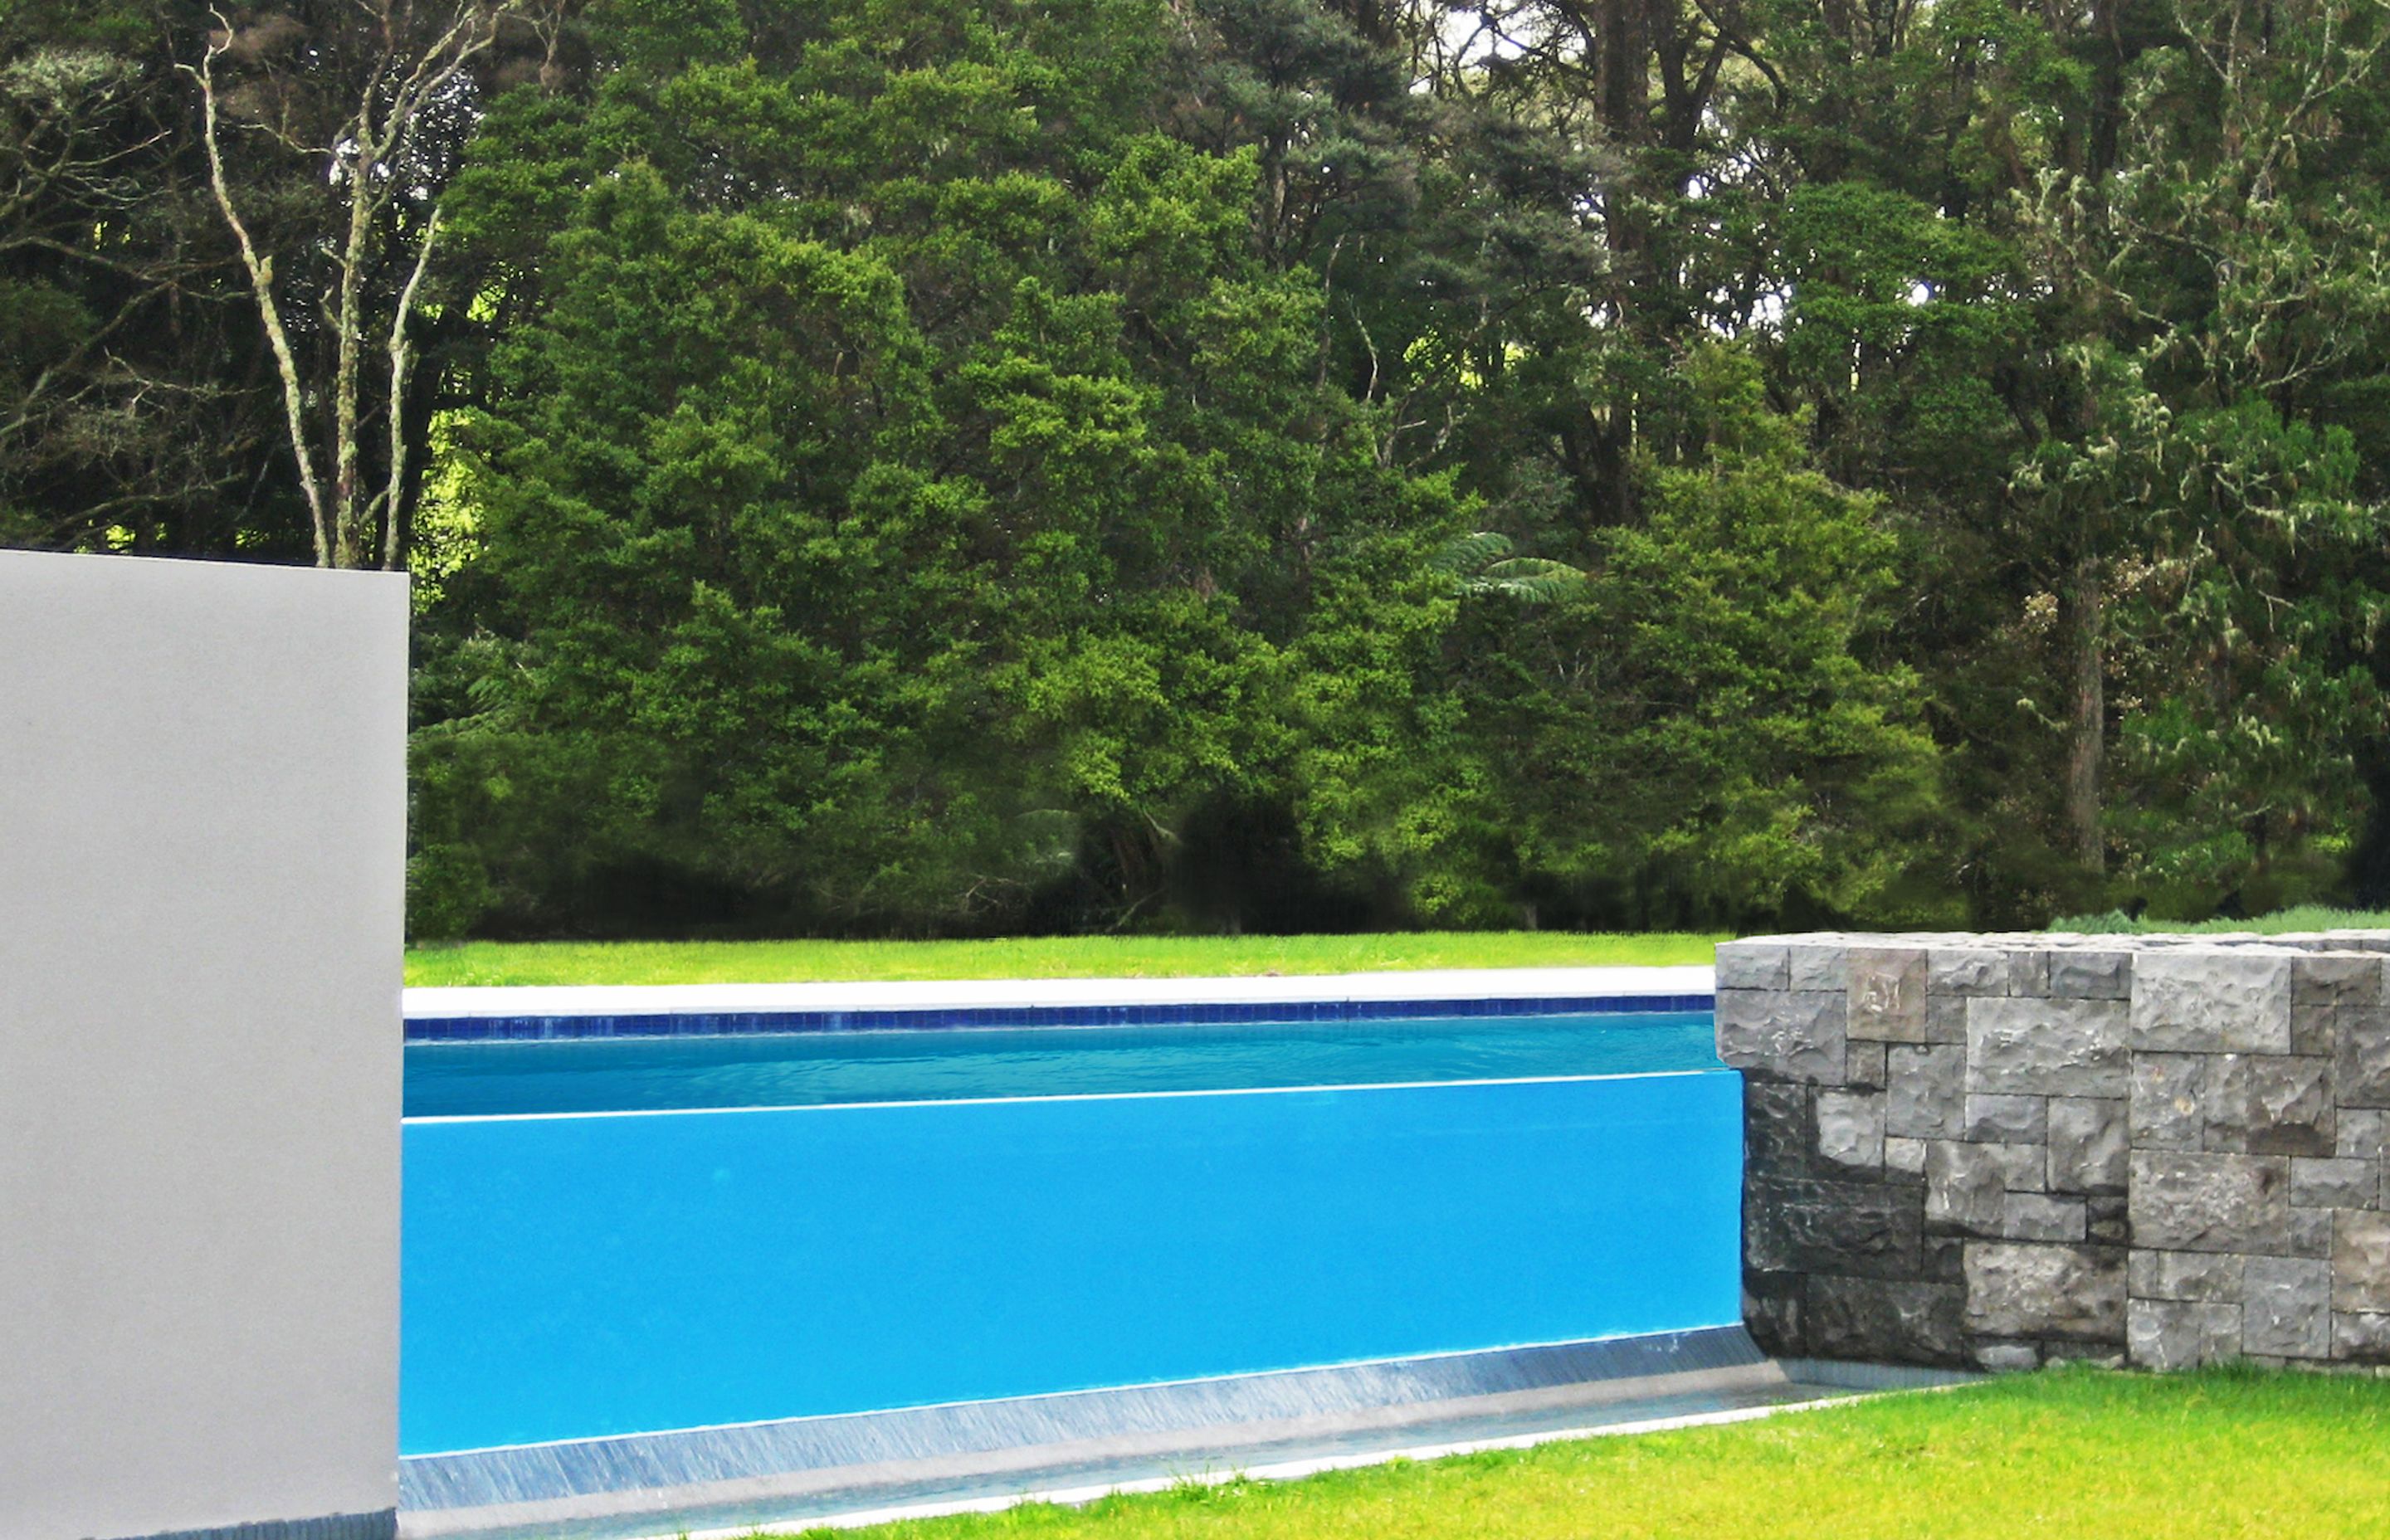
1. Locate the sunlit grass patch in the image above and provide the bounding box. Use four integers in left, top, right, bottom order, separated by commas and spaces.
402, 931, 1723, 987
760, 1367, 2390, 1540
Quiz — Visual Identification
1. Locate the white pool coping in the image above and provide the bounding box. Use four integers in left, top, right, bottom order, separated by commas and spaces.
402, 964, 1715, 1020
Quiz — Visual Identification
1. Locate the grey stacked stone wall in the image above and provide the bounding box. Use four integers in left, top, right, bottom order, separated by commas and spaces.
1719, 932, 2390, 1372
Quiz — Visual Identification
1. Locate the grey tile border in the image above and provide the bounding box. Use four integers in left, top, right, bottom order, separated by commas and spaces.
111, 1513, 396, 1540
402, 1328, 1767, 1512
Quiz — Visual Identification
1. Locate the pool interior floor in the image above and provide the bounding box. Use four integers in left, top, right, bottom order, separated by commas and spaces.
396, 1346, 1972, 1540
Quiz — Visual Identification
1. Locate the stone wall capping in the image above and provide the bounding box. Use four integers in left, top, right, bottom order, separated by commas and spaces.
1722, 930, 2390, 1372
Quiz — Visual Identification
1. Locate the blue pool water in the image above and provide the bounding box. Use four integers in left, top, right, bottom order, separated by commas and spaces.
400, 1010, 1739, 1455
403, 1010, 1720, 1116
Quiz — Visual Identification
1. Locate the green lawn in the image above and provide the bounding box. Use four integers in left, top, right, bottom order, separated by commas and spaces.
762, 1368, 2390, 1540
402, 931, 1724, 987
2055, 905, 2390, 935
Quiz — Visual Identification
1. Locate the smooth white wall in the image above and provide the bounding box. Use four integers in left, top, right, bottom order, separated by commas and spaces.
0, 552, 407, 1540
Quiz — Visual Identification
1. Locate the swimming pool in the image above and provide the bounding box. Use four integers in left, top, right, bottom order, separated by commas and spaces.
401, 1005, 1739, 1457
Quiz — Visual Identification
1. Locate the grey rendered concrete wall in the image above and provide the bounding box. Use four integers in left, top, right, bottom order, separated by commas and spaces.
1718, 931, 2390, 1372
0, 553, 407, 1540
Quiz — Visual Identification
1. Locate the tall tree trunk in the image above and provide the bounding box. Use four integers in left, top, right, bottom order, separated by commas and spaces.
2066, 550, 2105, 873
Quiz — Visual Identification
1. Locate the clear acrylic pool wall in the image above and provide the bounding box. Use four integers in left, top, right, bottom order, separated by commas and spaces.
400, 1006, 1739, 1455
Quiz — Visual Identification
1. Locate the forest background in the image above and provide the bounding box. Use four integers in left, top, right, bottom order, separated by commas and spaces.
9, 0, 2390, 940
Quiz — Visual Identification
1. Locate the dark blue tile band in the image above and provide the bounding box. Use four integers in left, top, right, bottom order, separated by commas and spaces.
403, 994, 1715, 1044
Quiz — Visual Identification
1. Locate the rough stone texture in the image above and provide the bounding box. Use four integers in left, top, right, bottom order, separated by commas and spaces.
1848, 948, 1929, 1043
2243, 1256, 2332, 1358
1816, 1089, 1887, 1170
2334, 1312, 2390, 1362
1717, 989, 1847, 1084
2131, 1052, 2210, 1151
2131, 950, 2295, 1054
2129, 1299, 2243, 1370
2236, 1055, 2335, 1156
1967, 997, 2130, 1098
1886, 1045, 1966, 1139
1963, 1243, 2124, 1338
1965, 1094, 2048, 1143
2128, 1248, 2242, 1303
2129, 1151, 2292, 1254
1720, 930, 2390, 1372
2047, 1097, 2129, 1195
2339, 1010, 2390, 1109
2335, 1211, 2390, 1313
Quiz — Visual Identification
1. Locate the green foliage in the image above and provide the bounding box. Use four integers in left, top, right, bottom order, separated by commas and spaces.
14, 0, 2390, 938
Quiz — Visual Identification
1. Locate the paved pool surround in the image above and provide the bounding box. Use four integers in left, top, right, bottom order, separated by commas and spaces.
1719, 931, 2390, 1372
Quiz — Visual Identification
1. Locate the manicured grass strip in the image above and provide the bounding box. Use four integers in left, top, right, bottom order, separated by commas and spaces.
2053, 905, 2390, 935
763, 1367, 2390, 1540
402, 932, 1724, 988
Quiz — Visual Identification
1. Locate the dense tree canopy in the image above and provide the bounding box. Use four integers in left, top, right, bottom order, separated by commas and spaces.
7, 0, 2388, 936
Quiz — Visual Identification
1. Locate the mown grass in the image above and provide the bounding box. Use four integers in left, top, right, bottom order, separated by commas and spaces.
760, 1367, 2390, 1540
402, 931, 1724, 988
2052, 905, 2390, 935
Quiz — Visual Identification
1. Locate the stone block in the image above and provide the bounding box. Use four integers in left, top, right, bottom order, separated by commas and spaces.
2336, 1009, 2390, 1109
1999, 1192, 2087, 1242
1715, 943, 1790, 991
1744, 1080, 1818, 1179
2049, 949, 2133, 1000
2292, 953, 2381, 1006
2291, 1006, 2337, 1057
1848, 948, 1929, 1043
1967, 997, 2129, 1098
1886, 1045, 1965, 1139
2290, 1157, 2378, 1209
2334, 1312, 2390, 1362
2235, 1055, 2335, 1157
2131, 949, 2293, 1054
2241, 1255, 2331, 1358
1788, 943, 1851, 992
2129, 1151, 2291, 1253
1885, 1136, 1926, 1175
1964, 1094, 2047, 1144
2290, 1206, 2333, 1260
1748, 1177, 1922, 1280
2129, 1248, 2244, 1303
2048, 1097, 2129, 1196
2128, 1299, 2241, 1370
1803, 1275, 1968, 1367
1846, 1040, 1887, 1089
2339, 1109, 2388, 1159
1926, 995, 1969, 1045
1717, 990, 1847, 1083
2087, 1194, 2130, 1245
1817, 1089, 1887, 1170
1929, 948, 2010, 997
1973, 1341, 2041, 1372
2131, 1053, 2209, 1152
1963, 1242, 2125, 1340
2333, 1211, 2390, 1313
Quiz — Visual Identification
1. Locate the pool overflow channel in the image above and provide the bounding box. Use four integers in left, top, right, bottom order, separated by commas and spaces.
397, 967, 1973, 1540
